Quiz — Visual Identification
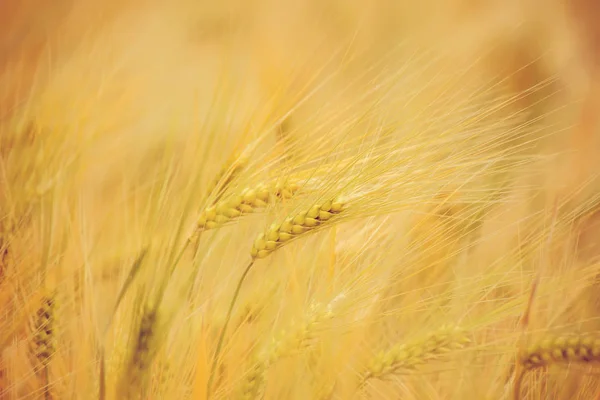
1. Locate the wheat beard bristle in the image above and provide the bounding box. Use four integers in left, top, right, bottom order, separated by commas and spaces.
208, 155, 249, 204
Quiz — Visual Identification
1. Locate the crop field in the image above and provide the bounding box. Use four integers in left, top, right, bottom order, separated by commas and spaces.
1, 1, 600, 399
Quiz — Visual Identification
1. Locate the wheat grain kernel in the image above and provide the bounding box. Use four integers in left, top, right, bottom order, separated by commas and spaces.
293, 213, 306, 225
304, 217, 319, 227
239, 204, 254, 213
279, 232, 293, 241
307, 205, 320, 218
318, 211, 332, 220
229, 196, 243, 208
254, 234, 267, 251
206, 221, 218, 229
292, 225, 306, 234
225, 208, 241, 218
215, 215, 229, 224
242, 189, 256, 203
257, 250, 270, 258
280, 219, 293, 233
266, 227, 279, 241
206, 207, 217, 220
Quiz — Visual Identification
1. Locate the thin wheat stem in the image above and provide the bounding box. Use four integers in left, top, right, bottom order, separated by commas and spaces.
513, 369, 525, 400
155, 238, 194, 307
207, 260, 255, 399
43, 366, 50, 400
99, 350, 106, 400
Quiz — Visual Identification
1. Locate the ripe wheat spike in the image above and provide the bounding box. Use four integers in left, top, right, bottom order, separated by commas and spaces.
520, 334, 600, 370
198, 181, 300, 230
250, 198, 345, 259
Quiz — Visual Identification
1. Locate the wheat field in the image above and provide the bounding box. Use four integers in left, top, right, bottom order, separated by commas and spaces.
1, 0, 600, 399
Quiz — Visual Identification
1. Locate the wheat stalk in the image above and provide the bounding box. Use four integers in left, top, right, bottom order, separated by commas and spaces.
362, 325, 471, 382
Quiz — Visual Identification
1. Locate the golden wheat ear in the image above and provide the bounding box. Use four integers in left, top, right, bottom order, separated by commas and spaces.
250, 198, 345, 259
520, 334, 600, 370
514, 333, 600, 399
197, 180, 301, 231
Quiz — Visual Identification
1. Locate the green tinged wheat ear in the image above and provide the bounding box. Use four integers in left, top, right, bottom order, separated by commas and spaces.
363, 325, 471, 382
250, 198, 345, 259
198, 181, 300, 230
520, 334, 600, 370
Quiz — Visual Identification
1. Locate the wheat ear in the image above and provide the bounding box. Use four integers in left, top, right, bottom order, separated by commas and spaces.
362, 325, 470, 382
237, 295, 343, 399
120, 307, 159, 399
520, 334, 600, 369
198, 181, 300, 230
30, 294, 56, 400
250, 198, 345, 259
514, 333, 600, 400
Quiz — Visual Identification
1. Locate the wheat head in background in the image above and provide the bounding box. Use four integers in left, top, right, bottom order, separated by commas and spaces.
1, 0, 600, 399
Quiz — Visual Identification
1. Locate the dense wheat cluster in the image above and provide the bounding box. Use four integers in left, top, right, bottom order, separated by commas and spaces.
1, 0, 600, 399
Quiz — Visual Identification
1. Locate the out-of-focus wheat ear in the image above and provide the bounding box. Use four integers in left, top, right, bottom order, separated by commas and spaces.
514, 333, 600, 399
362, 325, 471, 383
236, 361, 266, 400
250, 197, 345, 259
197, 180, 300, 231
261, 300, 336, 365
29, 293, 56, 400
520, 334, 600, 369
236, 295, 343, 398
119, 307, 159, 399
